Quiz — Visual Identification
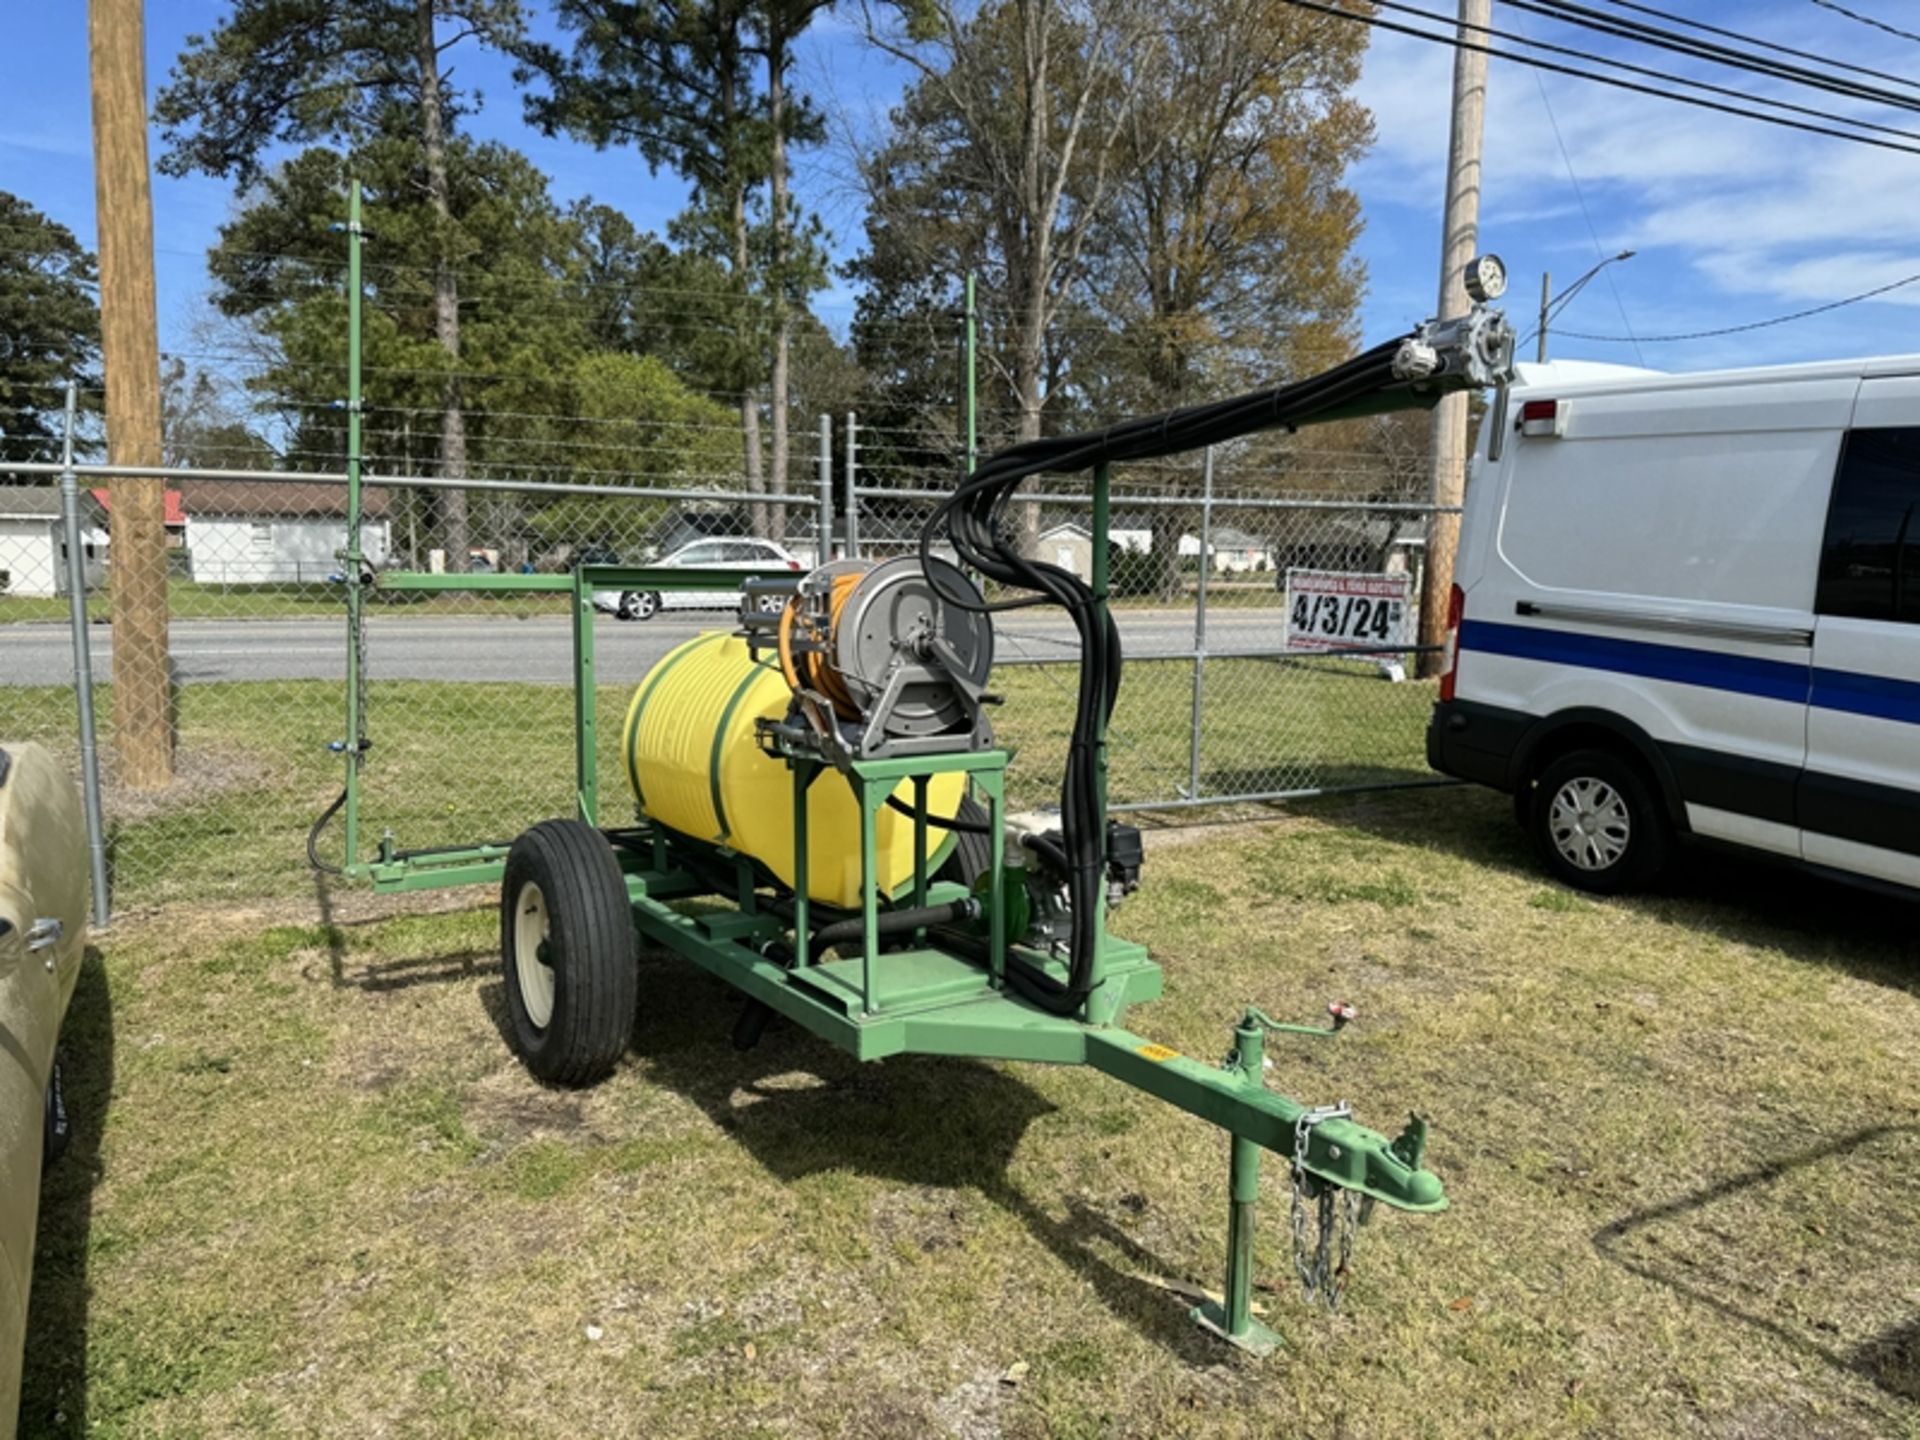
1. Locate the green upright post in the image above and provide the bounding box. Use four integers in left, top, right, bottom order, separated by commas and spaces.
984, 766, 1006, 989
572, 572, 598, 823
962, 272, 978, 477
912, 775, 929, 919
1194, 1015, 1282, 1355
791, 760, 812, 963
342, 180, 366, 875
859, 780, 882, 1015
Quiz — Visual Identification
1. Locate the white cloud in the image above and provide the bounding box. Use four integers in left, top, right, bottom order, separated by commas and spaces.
1350, 6, 1920, 346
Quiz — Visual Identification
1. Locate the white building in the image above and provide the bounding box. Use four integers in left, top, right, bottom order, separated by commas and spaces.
0, 486, 108, 598
180, 480, 391, 585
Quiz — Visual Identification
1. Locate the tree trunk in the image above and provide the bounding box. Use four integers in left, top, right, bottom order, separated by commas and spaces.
89, 0, 174, 789
720, 56, 769, 539
416, 0, 469, 564
766, 31, 791, 545
1009, 0, 1051, 559
1011, 307, 1044, 557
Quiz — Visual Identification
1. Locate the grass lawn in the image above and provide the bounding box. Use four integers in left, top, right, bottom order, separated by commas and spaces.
22, 790, 1920, 1437
0, 662, 1432, 911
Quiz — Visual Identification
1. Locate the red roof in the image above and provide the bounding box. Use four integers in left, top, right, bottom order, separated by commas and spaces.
91, 487, 187, 527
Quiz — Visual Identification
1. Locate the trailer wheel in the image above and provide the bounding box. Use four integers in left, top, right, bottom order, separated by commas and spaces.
1529, 749, 1671, 895
501, 820, 637, 1086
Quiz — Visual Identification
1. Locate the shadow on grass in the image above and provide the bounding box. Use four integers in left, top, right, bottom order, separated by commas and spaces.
21, 946, 114, 1438
1594, 1124, 1920, 1402
1298, 785, 1920, 991
476, 945, 1224, 1363
309, 872, 487, 994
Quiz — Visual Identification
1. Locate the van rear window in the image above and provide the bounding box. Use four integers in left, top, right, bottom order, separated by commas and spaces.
1817, 427, 1920, 624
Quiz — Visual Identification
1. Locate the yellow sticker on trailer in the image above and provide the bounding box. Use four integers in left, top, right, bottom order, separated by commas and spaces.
1137, 1043, 1180, 1062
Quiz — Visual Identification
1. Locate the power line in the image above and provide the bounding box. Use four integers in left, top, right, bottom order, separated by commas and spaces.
1369, 0, 1920, 144
1810, 0, 1920, 49
1279, 0, 1920, 156
1602, 0, 1920, 94
1515, 0, 1920, 114
1555, 268, 1920, 342
1507, 8, 1646, 364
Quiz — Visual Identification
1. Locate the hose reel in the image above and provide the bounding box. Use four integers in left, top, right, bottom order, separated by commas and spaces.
744, 556, 998, 762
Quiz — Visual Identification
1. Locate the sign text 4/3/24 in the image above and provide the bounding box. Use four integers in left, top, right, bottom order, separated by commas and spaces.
1282, 569, 1414, 653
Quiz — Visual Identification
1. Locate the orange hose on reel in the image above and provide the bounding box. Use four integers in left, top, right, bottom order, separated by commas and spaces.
776, 573, 865, 722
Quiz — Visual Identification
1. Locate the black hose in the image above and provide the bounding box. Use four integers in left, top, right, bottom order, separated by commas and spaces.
920, 339, 1422, 1014
807, 897, 981, 962
1022, 831, 1070, 876
883, 792, 992, 833
307, 789, 347, 877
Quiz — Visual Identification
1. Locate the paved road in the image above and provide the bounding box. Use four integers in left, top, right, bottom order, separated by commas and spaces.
6, 607, 1289, 686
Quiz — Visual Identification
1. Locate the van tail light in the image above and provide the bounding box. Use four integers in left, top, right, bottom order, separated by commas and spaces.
1519, 398, 1565, 438
1439, 584, 1465, 703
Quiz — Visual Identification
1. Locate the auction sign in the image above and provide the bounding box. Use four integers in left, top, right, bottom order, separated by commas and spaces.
1282, 568, 1414, 653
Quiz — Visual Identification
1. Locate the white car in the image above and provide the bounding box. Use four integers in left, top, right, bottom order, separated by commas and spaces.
1430, 353, 1920, 896
591, 538, 802, 621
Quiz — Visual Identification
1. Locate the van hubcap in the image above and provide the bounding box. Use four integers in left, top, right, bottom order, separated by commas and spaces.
1549, 777, 1631, 871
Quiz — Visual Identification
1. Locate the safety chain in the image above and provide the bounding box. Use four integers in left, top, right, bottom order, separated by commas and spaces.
1290, 1101, 1358, 1310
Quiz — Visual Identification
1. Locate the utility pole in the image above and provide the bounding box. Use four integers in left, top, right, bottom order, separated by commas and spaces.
88, 0, 173, 787
1538, 270, 1552, 364
1416, 0, 1489, 679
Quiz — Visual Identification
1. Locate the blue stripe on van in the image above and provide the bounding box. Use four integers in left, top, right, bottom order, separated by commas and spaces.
1462, 619, 1920, 725
1811, 667, 1920, 725
1459, 620, 1810, 704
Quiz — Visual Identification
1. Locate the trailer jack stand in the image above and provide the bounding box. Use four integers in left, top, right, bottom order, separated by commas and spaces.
1193, 1014, 1286, 1354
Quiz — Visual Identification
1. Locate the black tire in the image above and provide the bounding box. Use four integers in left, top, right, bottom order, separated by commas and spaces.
43, 1050, 70, 1167
501, 820, 638, 1086
936, 794, 996, 887
616, 592, 636, 621
1528, 748, 1671, 895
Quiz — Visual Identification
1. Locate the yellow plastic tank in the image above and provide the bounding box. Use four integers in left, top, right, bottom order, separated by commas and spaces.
622, 633, 966, 906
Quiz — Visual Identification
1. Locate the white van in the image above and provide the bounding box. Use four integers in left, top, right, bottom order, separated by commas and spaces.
1428, 355, 1920, 895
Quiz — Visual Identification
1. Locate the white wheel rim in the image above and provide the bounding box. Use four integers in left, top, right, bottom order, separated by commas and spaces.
1548, 777, 1632, 872
638, 593, 658, 617
514, 881, 556, 1029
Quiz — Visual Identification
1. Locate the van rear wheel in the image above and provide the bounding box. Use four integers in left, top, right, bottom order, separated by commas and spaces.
1529, 749, 1670, 895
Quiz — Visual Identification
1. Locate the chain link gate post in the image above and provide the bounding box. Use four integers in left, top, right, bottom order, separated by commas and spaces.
1188, 447, 1214, 801
843, 411, 860, 559
58, 382, 112, 929
817, 414, 833, 562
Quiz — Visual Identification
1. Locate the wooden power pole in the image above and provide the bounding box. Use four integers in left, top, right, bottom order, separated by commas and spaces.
89, 0, 174, 787
1417, 0, 1489, 679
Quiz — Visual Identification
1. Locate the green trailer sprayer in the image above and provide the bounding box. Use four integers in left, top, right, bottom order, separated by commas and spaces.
320, 185, 1518, 1353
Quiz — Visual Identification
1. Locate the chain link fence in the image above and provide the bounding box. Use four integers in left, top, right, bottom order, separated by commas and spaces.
4, 375, 1451, 919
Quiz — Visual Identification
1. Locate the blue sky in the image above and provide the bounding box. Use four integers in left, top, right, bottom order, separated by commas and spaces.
4, 1, 1920, 379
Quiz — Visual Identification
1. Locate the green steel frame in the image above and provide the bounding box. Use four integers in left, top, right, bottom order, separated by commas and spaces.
332, 215, 1448, 1352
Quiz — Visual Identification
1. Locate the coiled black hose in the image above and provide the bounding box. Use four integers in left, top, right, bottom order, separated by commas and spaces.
920, 339, 1420, 1014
